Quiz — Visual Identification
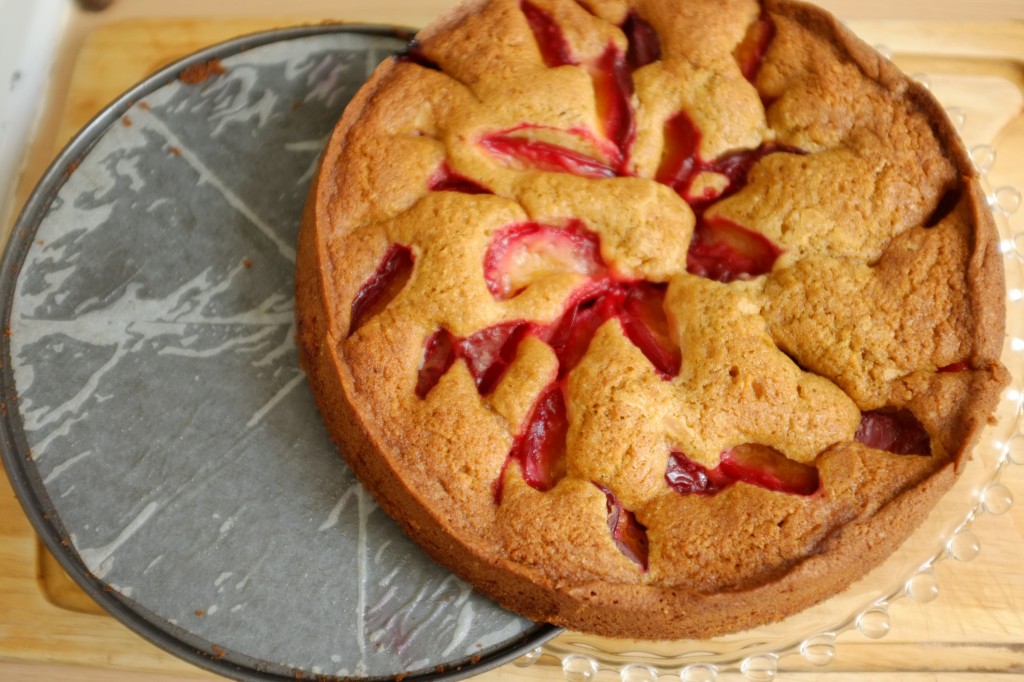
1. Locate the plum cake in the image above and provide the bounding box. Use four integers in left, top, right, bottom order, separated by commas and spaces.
296, 0, 1010, 639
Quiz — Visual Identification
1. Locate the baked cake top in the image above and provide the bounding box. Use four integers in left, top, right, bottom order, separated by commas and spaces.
297, 0, 1009, 639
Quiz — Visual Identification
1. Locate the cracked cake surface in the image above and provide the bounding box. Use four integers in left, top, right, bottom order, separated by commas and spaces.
296, 0, 1010, 639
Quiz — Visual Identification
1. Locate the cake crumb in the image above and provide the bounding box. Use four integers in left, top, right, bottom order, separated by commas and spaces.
122, 115, 132, 127
194, 609, 205, 616
180, 59, 226, 84
242, 257, 253, 269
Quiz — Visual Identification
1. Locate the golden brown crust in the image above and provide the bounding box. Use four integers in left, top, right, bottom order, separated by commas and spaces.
296, 0, 1009, 639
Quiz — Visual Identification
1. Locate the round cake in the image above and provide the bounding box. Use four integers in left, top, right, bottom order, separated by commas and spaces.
296, 0, 1010, 639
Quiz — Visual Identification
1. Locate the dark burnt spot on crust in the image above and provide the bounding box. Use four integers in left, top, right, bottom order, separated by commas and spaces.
395, 39, 441, 71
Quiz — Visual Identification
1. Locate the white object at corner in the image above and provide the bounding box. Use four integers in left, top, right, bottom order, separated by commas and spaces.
0, 0, 67, 226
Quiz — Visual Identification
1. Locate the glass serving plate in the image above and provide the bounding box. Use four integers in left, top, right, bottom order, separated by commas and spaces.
1, 23, 1021, 682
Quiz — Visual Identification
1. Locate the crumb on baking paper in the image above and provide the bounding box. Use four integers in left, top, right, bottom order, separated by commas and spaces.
470, 655, 482, 665
169, 147, 181, 157
122, 115, 133, 127
139, 101, 151, 110
195, 609, 205, 616
291, 100, 303, 109
242, 257, 253, 269
211, 644, 226, 660
180, 59, 226, 84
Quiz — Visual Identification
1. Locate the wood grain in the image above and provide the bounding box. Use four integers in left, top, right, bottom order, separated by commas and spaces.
3, 13, 1024, 682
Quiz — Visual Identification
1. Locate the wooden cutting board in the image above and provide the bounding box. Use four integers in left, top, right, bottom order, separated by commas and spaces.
3, 16, 1024, 682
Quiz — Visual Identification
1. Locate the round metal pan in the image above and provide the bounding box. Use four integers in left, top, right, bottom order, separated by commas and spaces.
0, 24, 557, 682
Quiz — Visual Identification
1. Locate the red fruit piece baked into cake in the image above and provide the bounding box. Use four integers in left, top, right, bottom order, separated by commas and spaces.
297, 0, 1010, 640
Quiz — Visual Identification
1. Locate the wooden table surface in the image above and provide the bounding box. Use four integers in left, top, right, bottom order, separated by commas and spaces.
3, 2, 1024, 680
